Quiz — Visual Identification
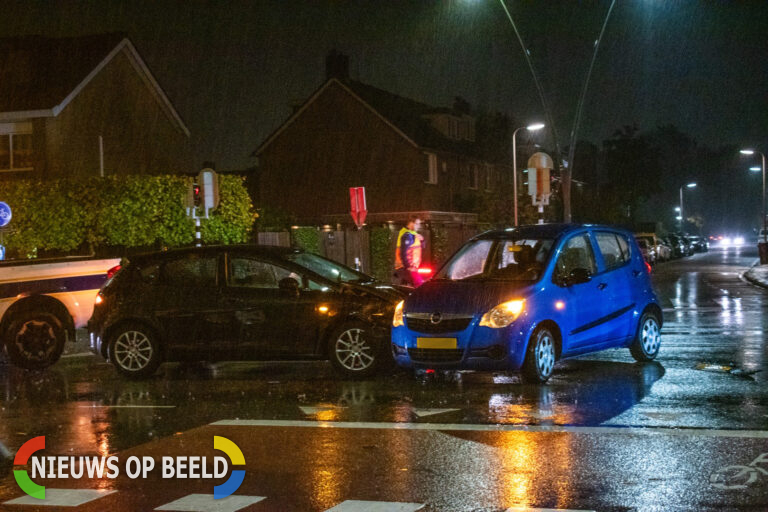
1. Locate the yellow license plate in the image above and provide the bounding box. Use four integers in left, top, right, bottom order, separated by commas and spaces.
416, 337, 457, 349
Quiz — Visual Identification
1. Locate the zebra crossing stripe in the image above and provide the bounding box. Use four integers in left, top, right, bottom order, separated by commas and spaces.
506, 508, 596, 512
3, 489, 116, 507
155, 493, 265, 512
325, 500, 425, 512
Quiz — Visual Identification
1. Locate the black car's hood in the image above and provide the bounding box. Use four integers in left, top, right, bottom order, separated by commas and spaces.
404, 279, 536, 315
341, 281, 409, 303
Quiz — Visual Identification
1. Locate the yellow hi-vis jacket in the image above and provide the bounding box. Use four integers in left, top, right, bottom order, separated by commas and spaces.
395, 227, 422, 270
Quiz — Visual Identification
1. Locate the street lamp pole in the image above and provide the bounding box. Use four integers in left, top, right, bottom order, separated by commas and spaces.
512, 123, 545, 226
679, 182, 696, 232
741, 149, 767, 243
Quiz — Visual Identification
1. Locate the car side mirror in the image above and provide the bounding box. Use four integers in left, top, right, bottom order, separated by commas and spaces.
278, 277, 300, 296
565, 268, 592, 286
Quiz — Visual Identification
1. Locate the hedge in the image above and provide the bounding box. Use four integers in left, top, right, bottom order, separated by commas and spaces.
291, 227, 321, 254
0, 174, 256, 258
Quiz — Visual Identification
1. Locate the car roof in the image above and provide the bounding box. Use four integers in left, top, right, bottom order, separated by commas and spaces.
474, 223, 631, 241
128, 244, 301, 265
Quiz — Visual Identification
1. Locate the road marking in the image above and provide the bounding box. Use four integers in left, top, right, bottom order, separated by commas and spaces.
299, 405, 344, 416
78, 405, 177, 409
155, 493, 265, 511
210, 419, 768, 439
60, 352, 95, 359
326, 500, 424, 512
4, 489, 116, 506
412, 408, 460, 418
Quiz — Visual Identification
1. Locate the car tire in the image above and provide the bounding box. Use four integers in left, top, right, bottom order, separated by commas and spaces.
521, 326, 557, 384
4, 312, 66, 370
630, 311, 661, 362
328, 321, 383, 379
109, 323, 162, 379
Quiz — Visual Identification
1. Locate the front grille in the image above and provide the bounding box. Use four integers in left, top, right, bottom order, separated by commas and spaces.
408, 348, 464, 364
406, 317, 472, 333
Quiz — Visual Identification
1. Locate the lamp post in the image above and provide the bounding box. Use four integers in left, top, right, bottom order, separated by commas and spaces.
679, 182, 696, 232
512, 123, 545, 226
740, 149, 766, 243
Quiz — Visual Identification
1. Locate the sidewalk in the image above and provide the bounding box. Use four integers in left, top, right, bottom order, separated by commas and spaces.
744, 263, 768, 289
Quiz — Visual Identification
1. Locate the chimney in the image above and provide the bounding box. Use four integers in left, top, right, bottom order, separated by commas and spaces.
325, 49, 349, 81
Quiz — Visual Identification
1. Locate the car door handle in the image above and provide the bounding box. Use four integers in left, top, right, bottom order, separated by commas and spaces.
597, 282, 608, 290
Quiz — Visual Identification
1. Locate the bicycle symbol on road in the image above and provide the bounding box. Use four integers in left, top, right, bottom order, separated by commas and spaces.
710, 453, 768, 490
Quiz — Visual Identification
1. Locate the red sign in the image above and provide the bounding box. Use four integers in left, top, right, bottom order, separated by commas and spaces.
349, 187, 367, 227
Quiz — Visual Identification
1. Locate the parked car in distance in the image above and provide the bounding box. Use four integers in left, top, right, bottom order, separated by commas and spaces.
688, 235, 709, 252
666, 234, 686, 258
392, 224, 662, 383
636, 238, 656, 265
89, 246, 406, 378
635, 233, 668, 263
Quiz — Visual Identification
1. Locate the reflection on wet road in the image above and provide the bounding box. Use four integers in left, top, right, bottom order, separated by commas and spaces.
1, 247, 767, 511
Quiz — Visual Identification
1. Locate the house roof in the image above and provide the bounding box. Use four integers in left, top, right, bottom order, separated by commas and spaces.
254, 77, 501, 162
0, 33, 189, 136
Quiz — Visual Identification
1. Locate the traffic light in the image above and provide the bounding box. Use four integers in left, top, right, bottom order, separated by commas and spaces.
193, 183, 201, 208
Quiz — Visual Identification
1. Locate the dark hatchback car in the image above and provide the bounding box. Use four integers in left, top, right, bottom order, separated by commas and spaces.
88, 246, 406, 378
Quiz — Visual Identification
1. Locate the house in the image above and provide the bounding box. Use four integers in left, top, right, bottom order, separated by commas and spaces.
0, 33, 192, 177
253, 51, 517, 227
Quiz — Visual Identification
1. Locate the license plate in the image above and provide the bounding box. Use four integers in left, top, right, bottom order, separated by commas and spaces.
416, 337, 457, 349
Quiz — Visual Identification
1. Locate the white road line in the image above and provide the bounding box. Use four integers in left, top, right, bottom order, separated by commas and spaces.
155, 493, 265, 512
209, 419, 768, 439
326, 500, 424, 512
412, 408, 460, 418
78, 405, 176, 409
4, 489, 116, 507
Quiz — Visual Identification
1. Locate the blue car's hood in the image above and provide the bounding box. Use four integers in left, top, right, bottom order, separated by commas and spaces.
405, 279, 538, 315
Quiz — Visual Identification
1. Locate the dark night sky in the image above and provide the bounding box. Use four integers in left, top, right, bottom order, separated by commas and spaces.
2, 1, 767, 231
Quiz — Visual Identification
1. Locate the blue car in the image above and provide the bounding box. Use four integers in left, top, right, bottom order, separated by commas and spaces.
391, 224, 662, 383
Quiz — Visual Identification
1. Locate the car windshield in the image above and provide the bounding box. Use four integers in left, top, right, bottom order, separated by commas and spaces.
436, 237, 553, 282
284, 251, 372, 284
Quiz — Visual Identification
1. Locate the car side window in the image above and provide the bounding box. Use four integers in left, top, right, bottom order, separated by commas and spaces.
139, 263, 161, 284
617, 234, 631, 260
554, 234, 597, 282
162, 254, 217, 287
596, 232, 629, 271
230, 257, 300, 289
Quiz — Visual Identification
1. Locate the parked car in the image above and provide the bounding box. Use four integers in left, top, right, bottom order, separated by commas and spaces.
392, 224, 662, 383
666, 235, 685, 258
635, 233, 668, 262
688, 235, 709, 252
656, 239, 672, 261
636, 238, 656, 265
89, 246, 406, 378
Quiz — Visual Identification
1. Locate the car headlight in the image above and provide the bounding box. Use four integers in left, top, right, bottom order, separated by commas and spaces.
393, 300, 405, 327
479, 299, 525, 328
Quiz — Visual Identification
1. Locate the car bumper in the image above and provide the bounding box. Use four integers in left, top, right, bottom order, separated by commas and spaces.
391, 317, 532, 371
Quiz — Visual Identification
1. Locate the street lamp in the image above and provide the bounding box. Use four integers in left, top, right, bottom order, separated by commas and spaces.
512, 123, 545, 226
679, 182, 696, 232
740, 149, 766, 242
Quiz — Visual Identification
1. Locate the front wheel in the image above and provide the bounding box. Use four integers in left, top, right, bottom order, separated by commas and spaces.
109, 323, 162, 379
4, 312, 66, 370
630, 312, 661, 362
521, 326, 557, 383
328, 321, 384, 378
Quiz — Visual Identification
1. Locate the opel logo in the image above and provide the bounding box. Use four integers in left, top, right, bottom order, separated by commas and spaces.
430, 312, 442, 324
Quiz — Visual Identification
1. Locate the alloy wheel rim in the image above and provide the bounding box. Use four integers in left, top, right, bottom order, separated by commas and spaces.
114, 331, 153, 371
335, 328, 374, 371
641, 318, 660, 355
537, 333, 555, 377
15, 320, 57, 362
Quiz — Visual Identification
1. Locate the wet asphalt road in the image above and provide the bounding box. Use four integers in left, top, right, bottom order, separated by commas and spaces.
0, 246, 767, 511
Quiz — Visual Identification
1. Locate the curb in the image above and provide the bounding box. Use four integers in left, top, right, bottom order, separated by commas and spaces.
743, 262, 768, 290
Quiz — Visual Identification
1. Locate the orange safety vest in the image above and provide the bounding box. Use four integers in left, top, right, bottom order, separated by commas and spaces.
395, 227, 422, 270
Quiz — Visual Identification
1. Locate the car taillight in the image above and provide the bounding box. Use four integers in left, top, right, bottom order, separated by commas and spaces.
107, 265, 121, 279
417, 267, 432, 275
645, 261, 652, 274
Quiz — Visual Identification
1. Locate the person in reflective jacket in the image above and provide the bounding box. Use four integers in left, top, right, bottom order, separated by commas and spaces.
394, 215, 424, 286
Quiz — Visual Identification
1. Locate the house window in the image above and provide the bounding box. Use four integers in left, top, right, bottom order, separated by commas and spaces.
0, 123, 33, 172
426, 153, 438, 184
485, 164, 494, 191
468, 164, 478, 190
